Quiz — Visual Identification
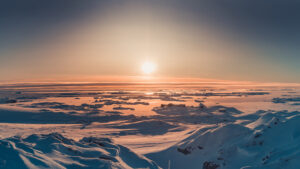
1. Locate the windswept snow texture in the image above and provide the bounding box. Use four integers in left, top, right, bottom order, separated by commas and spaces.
272, 97, 300, 104
0, 133, 160, 169
0, 82, 299, 169
147, 110, 300, 169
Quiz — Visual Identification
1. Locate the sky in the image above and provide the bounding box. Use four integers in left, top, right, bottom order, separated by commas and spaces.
0, 0, 300, 83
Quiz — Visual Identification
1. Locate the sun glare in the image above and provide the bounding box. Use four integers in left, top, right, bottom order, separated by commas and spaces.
141, 62, 156, 75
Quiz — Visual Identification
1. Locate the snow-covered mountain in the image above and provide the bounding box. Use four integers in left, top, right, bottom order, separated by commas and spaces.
147, 110, 300, 169
0, 133, 160, 169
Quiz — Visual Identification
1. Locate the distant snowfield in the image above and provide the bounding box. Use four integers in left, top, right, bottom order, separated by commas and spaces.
0, 82, 299, 169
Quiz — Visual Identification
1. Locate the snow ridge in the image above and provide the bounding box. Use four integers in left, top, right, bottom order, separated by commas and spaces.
147, 111, 300, 169
0, 133, 160, 169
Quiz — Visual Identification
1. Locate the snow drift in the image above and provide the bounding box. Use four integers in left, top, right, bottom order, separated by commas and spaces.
0, 133, 160, 169
147, 110, 300, 169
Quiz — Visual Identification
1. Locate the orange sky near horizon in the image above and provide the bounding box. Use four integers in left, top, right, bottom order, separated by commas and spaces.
1, 1, 299, 83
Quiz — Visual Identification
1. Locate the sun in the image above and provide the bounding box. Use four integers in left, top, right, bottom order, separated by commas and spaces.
141, 61, 156, 75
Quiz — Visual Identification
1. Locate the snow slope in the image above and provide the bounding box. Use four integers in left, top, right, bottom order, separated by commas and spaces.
0, 133, 160, 169
147, 110, 300, 169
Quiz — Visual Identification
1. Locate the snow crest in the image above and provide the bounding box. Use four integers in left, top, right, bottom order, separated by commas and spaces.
147, 111, 300, 169
0, 133, 160, 169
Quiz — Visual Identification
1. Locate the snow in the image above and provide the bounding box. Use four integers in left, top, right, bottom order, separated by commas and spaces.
0, 82, 299, 169
146, 110, 300, 169
0, 133, 160, 169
